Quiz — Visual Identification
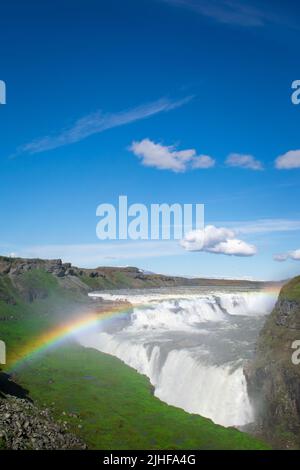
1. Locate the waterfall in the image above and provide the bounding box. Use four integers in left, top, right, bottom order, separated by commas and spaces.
79, 288, 277, 427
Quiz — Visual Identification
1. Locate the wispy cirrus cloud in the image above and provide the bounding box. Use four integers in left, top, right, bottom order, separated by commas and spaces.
212, 219, 300, 236
4, 241, 182, 268
14, 96, 193, 156
161, 0, 294, 28
217, 218, 300, 235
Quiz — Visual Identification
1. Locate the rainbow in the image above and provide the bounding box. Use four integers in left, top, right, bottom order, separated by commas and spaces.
7, 304, 133, 372
6, 285, 281, 372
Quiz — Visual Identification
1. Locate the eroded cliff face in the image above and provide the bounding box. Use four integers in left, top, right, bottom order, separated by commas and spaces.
246, 277, 300, 449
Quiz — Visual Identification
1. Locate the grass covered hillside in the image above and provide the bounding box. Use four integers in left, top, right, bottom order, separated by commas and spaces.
280, 276, 300, 303
0, 256, 268, 450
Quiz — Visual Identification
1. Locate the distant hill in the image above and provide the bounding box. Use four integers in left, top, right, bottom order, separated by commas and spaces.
0, 256, 281, 303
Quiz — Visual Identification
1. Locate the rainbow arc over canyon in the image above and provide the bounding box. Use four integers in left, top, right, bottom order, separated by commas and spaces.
6, 285, 280, 372
7, 305, 132, 372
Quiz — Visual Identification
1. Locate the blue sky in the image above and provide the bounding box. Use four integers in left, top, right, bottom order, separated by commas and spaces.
0, 0, 300, 280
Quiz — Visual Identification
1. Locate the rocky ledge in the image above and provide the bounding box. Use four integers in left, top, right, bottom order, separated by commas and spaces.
0, 256, 147, 280
0, 394, 86, 450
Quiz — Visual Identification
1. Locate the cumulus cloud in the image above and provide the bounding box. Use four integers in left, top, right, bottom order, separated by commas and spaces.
191, 154, 215, 169
274, 249, 300, 262
130, 139, 215, 172
180, 225, 257, 257
225, 153, 263, 170
275, 150, 300, 169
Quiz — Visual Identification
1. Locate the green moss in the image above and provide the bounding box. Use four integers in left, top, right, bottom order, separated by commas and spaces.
78, 274, 115, 290
20, 269, 59, 291
13, 343, 268, 450
280, 276, 300, 302
0, 276, 19, 306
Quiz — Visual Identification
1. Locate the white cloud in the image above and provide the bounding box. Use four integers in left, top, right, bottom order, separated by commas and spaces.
291, 250, 300, 260
191, 154, 216, 169
274, 249, 300, 262
275, 150, 300, 169
130, 138, 215, 172
15, 96, 193, 156
181, 225, 257, 257
273, 254, 289, 262
225, 153, 263, 170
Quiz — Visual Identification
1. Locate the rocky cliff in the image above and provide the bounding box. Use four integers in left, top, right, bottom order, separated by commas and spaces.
246, 276, 300, 449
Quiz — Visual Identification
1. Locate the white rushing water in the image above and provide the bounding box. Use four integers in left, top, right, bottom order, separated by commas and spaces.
78, 286, 278, 427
